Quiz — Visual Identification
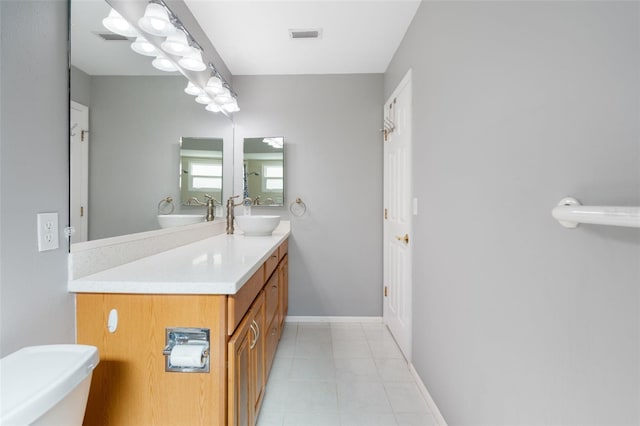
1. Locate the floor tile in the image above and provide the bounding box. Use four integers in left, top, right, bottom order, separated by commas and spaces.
394, 412, 438, 426
294, 338, 333, 358
340, 411, 398, 426
334, 358, 380, 382
337, 381, 393, 413
384, 382, 430, 413
282, 410, 340, 426
289, 357, 336, 381
369, 337, 405, 359
256, 408, 284, 426
267, 355, 293, 382
332, 339, 373, 358
284, 380, 339, 412
375, 358, 414, 382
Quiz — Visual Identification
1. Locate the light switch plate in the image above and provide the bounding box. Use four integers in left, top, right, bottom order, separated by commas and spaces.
37, 212, 59, 251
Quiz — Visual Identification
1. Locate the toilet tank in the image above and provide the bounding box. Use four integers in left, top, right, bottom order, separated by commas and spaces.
0, 344, 99, 425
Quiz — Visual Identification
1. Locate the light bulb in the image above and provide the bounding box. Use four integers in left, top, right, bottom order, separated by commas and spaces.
205, 76, 225, 96
214, 90, 232, 106
138, 3, 173, 37
184, 81, 203, 96
178, 50, 206, 72
195, 94, 213, 105
222, 98, 240, 113
131, 36, 158, 56
161, 29, 194, 57
152, 54, 178, 72
205, 103, 221, 113
102, 9, 138, 37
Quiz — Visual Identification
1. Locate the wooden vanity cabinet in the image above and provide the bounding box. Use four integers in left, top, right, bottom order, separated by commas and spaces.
76, 238, 288, 426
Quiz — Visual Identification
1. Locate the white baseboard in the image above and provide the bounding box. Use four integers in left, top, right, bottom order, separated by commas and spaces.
408, 363, 448, 426
285, 316, 383, 323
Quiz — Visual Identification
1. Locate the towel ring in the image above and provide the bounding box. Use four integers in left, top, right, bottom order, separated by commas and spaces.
158, 196, 175, 214
289, 197, 307, 217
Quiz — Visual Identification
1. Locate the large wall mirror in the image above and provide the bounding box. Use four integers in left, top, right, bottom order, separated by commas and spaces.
69, 0, 234, 244
243, 137, 285, 206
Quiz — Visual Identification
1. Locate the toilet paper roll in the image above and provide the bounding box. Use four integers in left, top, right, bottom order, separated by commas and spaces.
169, 344, 207, 368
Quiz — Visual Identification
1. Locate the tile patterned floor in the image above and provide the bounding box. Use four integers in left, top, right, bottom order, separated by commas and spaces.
257, 322, 438, 426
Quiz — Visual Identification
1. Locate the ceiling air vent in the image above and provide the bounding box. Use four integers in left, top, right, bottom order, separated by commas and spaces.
94, 31, 131, 42
289, 28, 322, 40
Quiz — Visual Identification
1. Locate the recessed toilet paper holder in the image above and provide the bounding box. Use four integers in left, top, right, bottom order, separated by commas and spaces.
163, 327, 210, 373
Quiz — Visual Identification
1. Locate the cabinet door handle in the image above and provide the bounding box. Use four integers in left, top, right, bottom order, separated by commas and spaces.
249, 323, 257, 349
253, 320, 260, 344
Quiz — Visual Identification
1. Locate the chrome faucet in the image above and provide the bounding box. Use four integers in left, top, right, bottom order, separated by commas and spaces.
226, 195, 243, 234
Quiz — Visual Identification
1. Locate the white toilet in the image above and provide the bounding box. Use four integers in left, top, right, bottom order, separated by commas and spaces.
0, 344, 99, 425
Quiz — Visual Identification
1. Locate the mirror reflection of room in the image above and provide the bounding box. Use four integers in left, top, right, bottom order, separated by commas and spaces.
243, 137, 285, 206
69, 0, 234, 243
180, 137, 223, 207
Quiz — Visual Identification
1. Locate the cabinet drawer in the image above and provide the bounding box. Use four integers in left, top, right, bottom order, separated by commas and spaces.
278, 239, 288, 261
228, 265, 265, 335
264, 250, 279, 281
265, 273, 279, 326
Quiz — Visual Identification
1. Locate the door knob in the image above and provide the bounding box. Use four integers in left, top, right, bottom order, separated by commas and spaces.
395, 234, 409, 244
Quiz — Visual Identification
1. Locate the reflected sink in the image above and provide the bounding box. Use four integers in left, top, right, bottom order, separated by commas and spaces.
157, 214, 205, 229
235, 215, 281, 236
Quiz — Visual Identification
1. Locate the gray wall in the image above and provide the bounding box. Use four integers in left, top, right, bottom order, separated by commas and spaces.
70, 65, 91, 107
0, 0, 74, 356
385, 1, 640, 424
233, 75, 383, 317
87, 76, 233, 240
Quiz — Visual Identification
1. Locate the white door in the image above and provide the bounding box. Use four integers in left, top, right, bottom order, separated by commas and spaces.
70, 101, 89, 243
383, 70, 412, 360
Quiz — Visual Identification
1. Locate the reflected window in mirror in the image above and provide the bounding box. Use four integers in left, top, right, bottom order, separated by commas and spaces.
180, 137, 224, 206
243, 137, 285, 206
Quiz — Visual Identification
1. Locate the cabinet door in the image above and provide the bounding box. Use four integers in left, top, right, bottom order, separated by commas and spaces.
228, 315, 254, 426
250, 291, 266, 419
278, 254, 289, 332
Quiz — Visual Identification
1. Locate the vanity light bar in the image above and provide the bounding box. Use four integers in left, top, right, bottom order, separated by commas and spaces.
110, 0, 239, 114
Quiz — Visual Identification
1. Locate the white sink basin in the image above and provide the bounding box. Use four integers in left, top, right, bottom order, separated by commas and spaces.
157, 214, 205, 229
235, 215, 281, 236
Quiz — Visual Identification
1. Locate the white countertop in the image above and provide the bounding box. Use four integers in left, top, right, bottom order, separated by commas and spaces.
68, 222, 290, 295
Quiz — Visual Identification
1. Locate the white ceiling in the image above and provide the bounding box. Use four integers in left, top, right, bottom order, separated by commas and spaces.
184, 0, 421, 75
70, 0, 420, 77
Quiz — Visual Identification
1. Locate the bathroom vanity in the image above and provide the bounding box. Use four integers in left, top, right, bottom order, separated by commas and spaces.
69, 223, 289, 426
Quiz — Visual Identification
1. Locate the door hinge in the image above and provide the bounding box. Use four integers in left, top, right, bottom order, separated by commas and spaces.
384, 286, 388, 297
384, 208, 388, 219
384, 129, 388, 141
80, 206, 84, 217
81, 129, 88, 142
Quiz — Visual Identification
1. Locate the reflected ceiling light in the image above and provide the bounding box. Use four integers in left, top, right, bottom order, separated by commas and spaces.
205, 103, 222, 113
102, 9, 138, 37
205, 76, 225, 96
222, 98, 240, 113
152, 54, 178, 72
214, 88, 232, 105
179, 50, 207, 71
161, 29, 194, 57
195, 94, 213, 105
263, 137, 283, 148
184, 81, 204, 96
131, 35, 158, 56
138, 3, 173, 37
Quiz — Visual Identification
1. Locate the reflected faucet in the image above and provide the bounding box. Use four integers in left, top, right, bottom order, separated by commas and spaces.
186, 195, 219, 222
226, 195, 243, 234
204, 194, 220, 222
